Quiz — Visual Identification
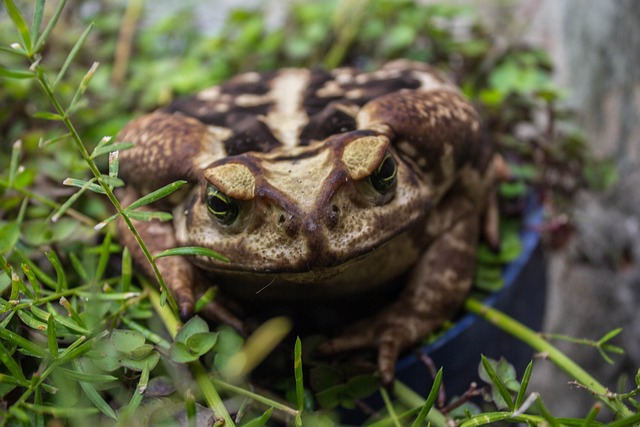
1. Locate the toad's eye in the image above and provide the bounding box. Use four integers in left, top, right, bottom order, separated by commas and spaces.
206, 184, 239, 225
369, 152, 397, 194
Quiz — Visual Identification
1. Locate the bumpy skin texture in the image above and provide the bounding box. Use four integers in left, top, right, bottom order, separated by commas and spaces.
116, 60, 496, 384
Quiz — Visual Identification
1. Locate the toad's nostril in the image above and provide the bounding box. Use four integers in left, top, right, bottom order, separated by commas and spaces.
325, 204, 340, 229
277, 212, 300, 237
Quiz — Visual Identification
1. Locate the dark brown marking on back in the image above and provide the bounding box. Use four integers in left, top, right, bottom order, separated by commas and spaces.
223, 116, 281, 155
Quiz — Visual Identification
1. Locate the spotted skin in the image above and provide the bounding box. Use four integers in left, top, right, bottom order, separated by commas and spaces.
116, 60, 496, 384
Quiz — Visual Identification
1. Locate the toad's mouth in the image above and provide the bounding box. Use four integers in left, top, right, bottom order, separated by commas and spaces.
190, 226, 424, 300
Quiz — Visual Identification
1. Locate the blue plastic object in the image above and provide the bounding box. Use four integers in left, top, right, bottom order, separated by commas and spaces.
395, 199, 547, 398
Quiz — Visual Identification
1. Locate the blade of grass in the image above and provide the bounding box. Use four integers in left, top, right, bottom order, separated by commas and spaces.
21, 263, 40, 300
581, 403, 602, 427
68, 61, 99, 113
9, 139, 21, 188
481, 355, 514, 410
39, 132, 71, 148
294, 337, 304, 426
94, 233, 112, 284
154, 246, 229, 262
91, 141, 134, 159
76, 374, 118, 420
45, 251, 67, 292
125, 180, 187, 210
98, 174, 124, 189
46, 315, 58, 358
380, 386, 402, 427
3, 0, 33, 54
0, 324, 48, 358
15, 249, 57, 289
34, 0, 68, 53
124, 210, 173, 222
0, 65, 33, 78
465, 297, 634, 417
146, 286, 235, 425
31, 0, 44, 40
118, 361, 150, 423
34, 382, 45, 427
52, 182, 92, 222
536, 398, 560, 427
63, 177, 105, 194
514, 360, 533, 408
0, 340, 28, 382
51, 22, 93, 90
411, 367, 443, 427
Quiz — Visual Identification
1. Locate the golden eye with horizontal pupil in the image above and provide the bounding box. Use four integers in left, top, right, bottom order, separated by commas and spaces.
205, 184, 239, 225
369, 152, 397, 194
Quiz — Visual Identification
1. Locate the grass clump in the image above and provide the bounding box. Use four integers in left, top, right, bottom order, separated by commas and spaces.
0, 0, 634, 426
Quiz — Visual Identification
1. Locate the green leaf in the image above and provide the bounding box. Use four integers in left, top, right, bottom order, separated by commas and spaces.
91, 141, 134, 159
294, 337, 304, 415
39, 132, 71, 147
98, 174, 124, 188
344, 374, 380, 399
111, 329, 145, 353
47, 315, 59, 358
33, 111, 65, 121
241, 408, 273, 427
0, 222, 20, 254
479, 356, 515, 410
194, 287, 217, 313
154, 246, 229, 262
309, 365, 344, 391
17, 321, 57, 356
88, 339, 120, 372
185, 332, 217, 356
599, 327, 623, 344
124, 210, 173, 222
0, 65, 33, 79
169, 342, 198, 363
68, 62, 99, 113
475, 264, 504, 292
57, 366, 117, 384
315, 384, 345, 409
514, 360, 533, 408
17, 309, 48, 335
9, 139, 22, 187
77, 376, 118, 420
120, 350, 160, 371
3, 0, 33, 52
125, 181, 187, 211
63, 177, 105, 194
53, 22, 94, 89
31, 0, 44, 38
34, 0, 67, 53
121, 361, 151, 420
500, 180, 528, 198
129, 343, 156, 359
175, 316, 209, 344
412, 367, 443, 427
0, 340, 28, 382
45, 250, 66, 292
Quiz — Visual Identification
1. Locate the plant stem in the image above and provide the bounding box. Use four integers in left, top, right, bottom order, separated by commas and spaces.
464, 297, 633, 417
147, 284, 235, 426
32, 66, 179, 314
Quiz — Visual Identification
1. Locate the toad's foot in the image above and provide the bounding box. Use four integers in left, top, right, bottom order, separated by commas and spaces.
317, 303, 444, 386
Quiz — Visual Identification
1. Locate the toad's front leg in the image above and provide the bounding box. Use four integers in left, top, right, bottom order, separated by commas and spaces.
318, 194, 480, 385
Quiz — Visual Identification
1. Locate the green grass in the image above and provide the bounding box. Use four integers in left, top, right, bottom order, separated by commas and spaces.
0, 0, 633, 425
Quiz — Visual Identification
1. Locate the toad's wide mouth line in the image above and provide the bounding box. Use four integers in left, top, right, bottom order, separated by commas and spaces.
192, 218, 425, 280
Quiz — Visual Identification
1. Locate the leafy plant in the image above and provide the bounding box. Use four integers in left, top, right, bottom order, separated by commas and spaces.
0, 0, 635, 426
